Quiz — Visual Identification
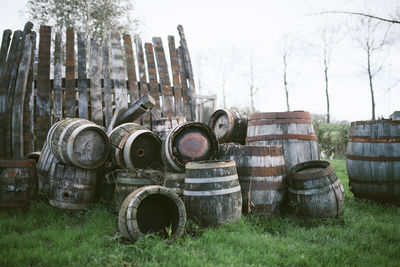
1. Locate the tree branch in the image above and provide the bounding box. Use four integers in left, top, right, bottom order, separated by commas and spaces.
317, 11, 400, 24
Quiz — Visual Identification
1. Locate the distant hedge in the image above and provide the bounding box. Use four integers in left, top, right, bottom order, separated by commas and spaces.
312, 115, 350, 159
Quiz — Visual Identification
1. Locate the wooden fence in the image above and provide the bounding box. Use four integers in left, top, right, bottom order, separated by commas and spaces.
0, 23, 197, 160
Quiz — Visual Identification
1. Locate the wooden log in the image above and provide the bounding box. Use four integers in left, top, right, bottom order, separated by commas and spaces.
208, 109, 248, 145
184, 160, 242, 226
0, 29, 12, 80
177, 46, 191, 121
123, 34, 139, 105
23, 31, 36, 156
168, 36, 184, 117
110, 30, 128, 113
64, 27, 75, 118
102, 43, 113, 129
35, 25, 51, 151
11, 35, 32, 159
144, 42, 161, 115
89, 38, 103, 125
134, 37, 150, 125
177, 25, 196, 121
152, 37, 174, 117
115, 93, 155, 127
77, 32, 88, 119
53, 32, 63, 121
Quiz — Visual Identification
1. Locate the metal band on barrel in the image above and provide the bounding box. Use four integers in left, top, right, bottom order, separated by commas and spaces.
346, 155, 400, 162
184, 185, 241, 196
246, 134, 317, 142
348, 136, 400, 143
185, 174, 238, 183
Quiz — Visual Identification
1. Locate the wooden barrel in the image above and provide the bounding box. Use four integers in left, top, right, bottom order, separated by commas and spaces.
288, 160, 344, 218
208, 109, 248, 144
218, 144, 286, 216
184, 160, 242, 226
48, 162, 97, 210
151, 117, 186, 141
95, 161, 115, 202
163, 172, 185, 198
37, 142, 59, 193
118, 185, 186, 242
346, 119, 400, 202
108, 123, 161, 169
246, 111, 320, 174
113, 169, 159, 212
0, 159, 37, 208
48, 118, 110, 169
162, 122, 218, 172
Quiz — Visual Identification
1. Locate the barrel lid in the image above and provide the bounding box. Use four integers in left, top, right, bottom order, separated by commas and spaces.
208, 109, 234, 141
351, 119, 400, 126
249, 111, 310, 120
290, 160, 333, 180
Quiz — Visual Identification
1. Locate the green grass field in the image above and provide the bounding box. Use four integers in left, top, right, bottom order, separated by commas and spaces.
1, 159, 400, 266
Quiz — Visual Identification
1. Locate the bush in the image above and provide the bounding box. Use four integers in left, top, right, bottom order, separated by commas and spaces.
312, 115, 350, 159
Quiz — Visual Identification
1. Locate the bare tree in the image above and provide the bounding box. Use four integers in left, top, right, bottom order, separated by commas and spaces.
246, 56, 258, 113
280, 35, 296, 112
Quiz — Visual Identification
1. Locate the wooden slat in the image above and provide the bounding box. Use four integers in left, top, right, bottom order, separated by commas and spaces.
0, 30, 19, 159
12, 35, 32, 159
123, 34, 139, 105
177, 25, 196, 121
23, 31, 36, 155
64, 27, 75, 118
102, 43, 113, 129
0, 30, 12, 79
134, 36, 150, 124
152, 37, 174, 117
144, 42, 161, 115
89, 38, 103, 125
53, 32, 63, 121
35, 25, 51, 151
168, 35, 184, 117
177, 46, 191, 121
77, 32, 88, 119
110, 30, 128, 112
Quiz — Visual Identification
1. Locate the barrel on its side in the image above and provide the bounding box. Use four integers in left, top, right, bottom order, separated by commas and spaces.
118, 185, 186, 242
162, 122, 218, 172
48, 162, 97, 211
163, 172, 185, 198
288, 160, 344, 218
184, 160, 242, 226
208, 109, 248, 144
37, 142, 59, 193
218, 144, 286, 216
0, 159, 37, 208
246, 111, 319, 174
346, 119, 400, 202
48, 118, 110, 169
151, 117, 186, 141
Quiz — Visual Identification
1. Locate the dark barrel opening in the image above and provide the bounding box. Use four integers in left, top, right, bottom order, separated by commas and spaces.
136, 194, 179, 237
129, 133, 161, 169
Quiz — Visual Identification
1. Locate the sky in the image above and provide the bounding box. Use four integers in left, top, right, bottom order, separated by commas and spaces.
1, 0, 399, 122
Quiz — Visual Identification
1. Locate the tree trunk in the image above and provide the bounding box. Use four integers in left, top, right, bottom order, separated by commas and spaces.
367, 51, 376, 120
324, 66, 330, 123
250, 84, 255, 113
283, 54, 290, 111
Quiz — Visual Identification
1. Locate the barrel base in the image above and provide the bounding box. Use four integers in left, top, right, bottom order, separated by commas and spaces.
49, 199, 92, 211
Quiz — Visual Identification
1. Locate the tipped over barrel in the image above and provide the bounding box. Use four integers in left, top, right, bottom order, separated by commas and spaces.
208, 109, 248, 144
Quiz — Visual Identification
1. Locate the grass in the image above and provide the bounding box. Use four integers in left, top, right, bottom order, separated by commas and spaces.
1, 159, 400, 266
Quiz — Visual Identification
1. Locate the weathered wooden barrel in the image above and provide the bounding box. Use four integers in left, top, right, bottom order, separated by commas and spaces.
108, 123, 161, 169
208, 109, 248, 144
25, 151, 41, 163
246, 111, 320, 174
346, 119, 400, 202
37, 142, 59, 193
95, 161, 115, 202
288, 160, 344, 218
0, 159, 37, 208
218, 144, 286, 216
184, 160, 242, 226
113, 169, 159, 212
118, 185, 186, 242
48, 118, 110, 169
48, 162, 97, 211
163, 172, 185, 198
162, 122, 218, 172
151, 117, 187, 141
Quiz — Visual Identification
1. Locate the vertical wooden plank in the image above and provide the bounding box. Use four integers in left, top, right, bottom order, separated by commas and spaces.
177, 46, 192, 121
35, 25, 51, 151
102, 43, 113, 129
168, 35, 184, 117
152, 37, 174, 117
123, 34, 139, 105
89, 38, 103, 125
177, 25, 196, 121
0, 30, 12, 79
77, 32, 88, 119
53, 32, 63, 121
23, 31, 37, 155
110, 30, 128, 112
12, 35, 32, 158
64, 27, 75, 118
134, 36, 150, 124
144, 42, 161, 115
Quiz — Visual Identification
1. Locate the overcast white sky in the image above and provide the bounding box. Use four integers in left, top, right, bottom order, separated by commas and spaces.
1, 0, 399, 122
